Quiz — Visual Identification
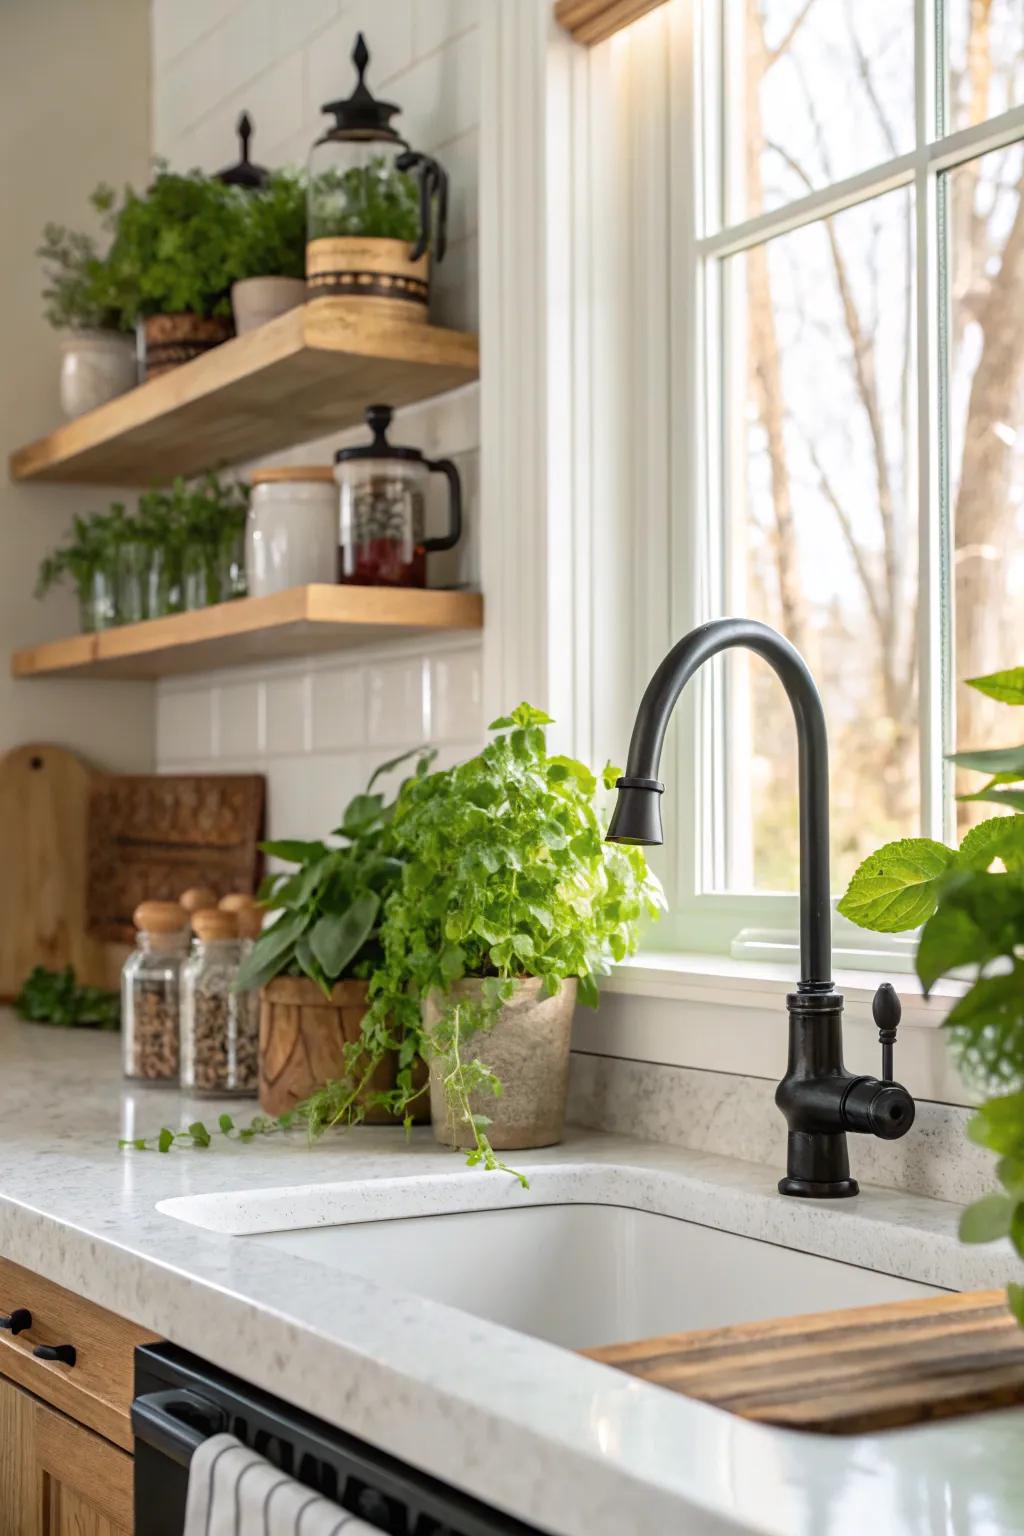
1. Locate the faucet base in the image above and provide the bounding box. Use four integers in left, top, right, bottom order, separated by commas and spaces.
778, 1174, 859, 1199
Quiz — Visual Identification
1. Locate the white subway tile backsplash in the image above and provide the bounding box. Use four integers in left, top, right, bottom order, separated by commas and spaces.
152, 0, 482, 838
156, 688, 216, 763
216, 680, 264, 759
265, 674, 311, 755
367, 658, 429, 747
399, 28, 479, 152
310, 664, 366, 752
430, 648, 481, 742
412, 0, 478, 58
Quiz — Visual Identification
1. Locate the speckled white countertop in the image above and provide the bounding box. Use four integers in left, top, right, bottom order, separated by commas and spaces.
0, 1017, 1021, 1536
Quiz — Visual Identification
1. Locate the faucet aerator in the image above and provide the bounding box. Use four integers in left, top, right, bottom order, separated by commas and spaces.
606, 777, 665, 847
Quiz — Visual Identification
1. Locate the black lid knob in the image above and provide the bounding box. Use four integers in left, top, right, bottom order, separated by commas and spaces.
33, 1343, 76, 1368
0, 1308, 31, 1335
872, 981, 902, 1042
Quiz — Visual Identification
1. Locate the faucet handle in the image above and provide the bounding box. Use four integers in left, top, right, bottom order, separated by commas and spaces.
873, 982, 902, 1082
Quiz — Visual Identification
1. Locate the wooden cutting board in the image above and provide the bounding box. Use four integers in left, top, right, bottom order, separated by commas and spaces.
584, 1290, 1024, 1434
0, 743, 109, 998
86, 773, 265, 942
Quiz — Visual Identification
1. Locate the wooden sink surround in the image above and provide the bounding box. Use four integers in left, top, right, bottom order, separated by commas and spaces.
8, 302, 479, 485
585, 1289, 1024, 1434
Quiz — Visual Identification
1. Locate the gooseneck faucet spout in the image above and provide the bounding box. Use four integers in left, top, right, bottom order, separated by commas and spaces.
607, 617, 915, 1198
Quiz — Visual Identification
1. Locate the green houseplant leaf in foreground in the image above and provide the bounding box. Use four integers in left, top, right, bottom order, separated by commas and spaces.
839, 662, 1024, 1324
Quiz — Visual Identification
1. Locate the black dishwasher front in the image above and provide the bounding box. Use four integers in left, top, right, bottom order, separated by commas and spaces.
133, 1342, 545, 1536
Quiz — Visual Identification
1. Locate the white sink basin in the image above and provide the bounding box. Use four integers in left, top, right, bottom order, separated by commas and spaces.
159, 1167, 945, 1349
252, 1202, 940, 1349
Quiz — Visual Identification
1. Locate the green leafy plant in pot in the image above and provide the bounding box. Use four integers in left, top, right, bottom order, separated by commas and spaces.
37, 184, 137, 418
839, 665, 1024, 1323
227, 170, 308, 334
236, 749, 434, 1121
304, 705, 666, 1180
105, 167, 241, 376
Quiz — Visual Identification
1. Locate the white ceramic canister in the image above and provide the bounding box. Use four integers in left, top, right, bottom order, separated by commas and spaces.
59, 329, 137, 418
246, 467, 340, 597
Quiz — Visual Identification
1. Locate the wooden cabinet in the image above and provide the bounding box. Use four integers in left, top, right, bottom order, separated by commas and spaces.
0, 1259, 151, 1535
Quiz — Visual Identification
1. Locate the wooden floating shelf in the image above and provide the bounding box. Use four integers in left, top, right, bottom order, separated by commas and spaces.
9, 303, 479, 486
11, 585, 484, 680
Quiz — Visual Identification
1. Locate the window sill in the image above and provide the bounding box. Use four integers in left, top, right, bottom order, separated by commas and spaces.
604, 949, 965, 1029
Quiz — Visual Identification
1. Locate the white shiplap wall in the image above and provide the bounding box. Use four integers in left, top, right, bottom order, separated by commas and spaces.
149, 0, 484, 830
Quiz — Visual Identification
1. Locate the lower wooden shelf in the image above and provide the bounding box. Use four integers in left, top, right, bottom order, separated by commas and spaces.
11, 585, 484, 680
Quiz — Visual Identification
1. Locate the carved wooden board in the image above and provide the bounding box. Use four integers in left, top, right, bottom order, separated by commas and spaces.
86, 773, 265, 941
0, 743, 109, 998
584, 1290, 1024, 1434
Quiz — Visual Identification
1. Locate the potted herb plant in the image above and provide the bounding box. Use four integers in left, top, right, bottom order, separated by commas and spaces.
236, 751, 432, 1119
227, 170, 307, 334
37, 185, 136, 418
304, 705, 665, 1176
105, 168, 240, 376
137, 473, 249, 616
839, 664, 1024, 1325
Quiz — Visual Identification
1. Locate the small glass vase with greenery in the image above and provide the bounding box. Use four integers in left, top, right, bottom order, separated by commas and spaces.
839, 664, 1024, 1323
35, 505, 130, 631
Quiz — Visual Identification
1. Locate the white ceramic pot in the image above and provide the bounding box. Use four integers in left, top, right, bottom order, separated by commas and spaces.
58, 330, 136, 419
231, 276, 306, 335
425, 977, 578, 1151
245, 467, 340, 597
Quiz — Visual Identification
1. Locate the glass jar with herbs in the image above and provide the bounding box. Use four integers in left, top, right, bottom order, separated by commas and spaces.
181, 908, 259, 1097
121, 901, 189, 1084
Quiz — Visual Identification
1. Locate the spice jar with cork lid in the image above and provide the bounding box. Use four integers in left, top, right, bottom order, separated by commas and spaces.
180, 886, 219, 919
181, 909, 259, 1097
122, 901, 189, 1084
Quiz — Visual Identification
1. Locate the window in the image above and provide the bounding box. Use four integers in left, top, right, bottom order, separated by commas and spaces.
652, 0, 1024, 959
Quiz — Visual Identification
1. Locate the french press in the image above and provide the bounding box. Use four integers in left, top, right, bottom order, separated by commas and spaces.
334, 405, 462, 587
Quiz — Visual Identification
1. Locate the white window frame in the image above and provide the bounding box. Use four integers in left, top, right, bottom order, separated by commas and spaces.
478, 0, 1024, 978
660, 0, 1024, 968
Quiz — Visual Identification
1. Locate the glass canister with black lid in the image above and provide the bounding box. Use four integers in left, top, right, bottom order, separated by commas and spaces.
335, 404, 462, 586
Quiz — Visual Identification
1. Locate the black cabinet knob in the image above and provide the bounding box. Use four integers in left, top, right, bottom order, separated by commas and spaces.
0, 1308, 31, 1335
33, 1343, 76, 1367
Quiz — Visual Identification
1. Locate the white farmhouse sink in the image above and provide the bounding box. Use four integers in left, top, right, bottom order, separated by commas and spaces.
159, 1167, 945, 1350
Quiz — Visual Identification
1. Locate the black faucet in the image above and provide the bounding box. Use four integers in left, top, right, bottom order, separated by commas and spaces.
606, 617, 915, 1197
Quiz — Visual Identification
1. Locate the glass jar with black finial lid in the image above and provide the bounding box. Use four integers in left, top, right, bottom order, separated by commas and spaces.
215, 112, 270, 190
306, 32, 448, 324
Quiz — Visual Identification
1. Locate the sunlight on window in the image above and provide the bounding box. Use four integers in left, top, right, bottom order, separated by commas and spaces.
723, 191, 919, 892
947, 141, 1024, 832
728, 0, 913, 221
946, 0, 1024, 132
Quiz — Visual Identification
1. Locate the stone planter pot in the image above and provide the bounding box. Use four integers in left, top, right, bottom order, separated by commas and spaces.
305, 236, 429, 323
259, 976, 428, 1124
231, 276, 305, 335
59, 329, 136, 418
143, 312, 233, 378
426, 978, 578, 1152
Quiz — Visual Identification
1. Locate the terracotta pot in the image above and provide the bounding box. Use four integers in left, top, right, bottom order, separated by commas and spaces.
143, 312, 233, 378
59, 329, 136, 418
305, 236, 429, 323
231, 276, 305, 335
259, 976, 428, 1124
425, 978, 578, 1152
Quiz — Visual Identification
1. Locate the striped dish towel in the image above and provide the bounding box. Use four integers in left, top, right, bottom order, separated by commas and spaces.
184, 1432, 378, 1536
